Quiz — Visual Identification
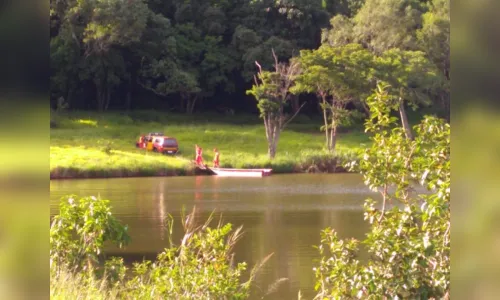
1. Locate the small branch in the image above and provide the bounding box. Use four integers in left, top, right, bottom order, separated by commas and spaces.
378, 183, 388, 222
378, 157, 391, 222
281, 102, 306, 129
253, 74, 259, 86
443, 221, 450, 247
255, 61, 263, 74
271, 48, 279, 71
136, 79, 168, 98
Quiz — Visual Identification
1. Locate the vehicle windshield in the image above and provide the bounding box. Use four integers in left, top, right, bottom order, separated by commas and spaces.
163, 139, 177, 147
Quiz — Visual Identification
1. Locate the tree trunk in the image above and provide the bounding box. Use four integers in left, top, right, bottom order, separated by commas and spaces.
66, 85, 74, 110
329, 101, 337, 152
290, 94, 299, 113
320, 95, 330, 151
186, 96, 197, 114
96, 57, 107, 112
398, 99, 413, 140
361, 101, 370, 116
268, 141, 277, 159
125, 76, 132, 111
330, 125, 337, 152
180, 94, 185, 113
96, 84, 105, 112
265, 117, 280, 159
441, 92, 450, 122
105, 85, 111, 111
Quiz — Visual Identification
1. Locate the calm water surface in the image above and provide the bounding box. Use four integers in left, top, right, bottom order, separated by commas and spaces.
50, 173, 377, 299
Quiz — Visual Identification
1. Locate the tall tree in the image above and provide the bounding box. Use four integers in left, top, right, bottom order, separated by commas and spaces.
293, 44, 373, 151
372, 48, 442, 140
50, 0, 150, 111
322, 0, 426, 54
417, 0, 450, 118
246, 50, 302, 159
48, 0, 338, 112
314, 83, 450, 299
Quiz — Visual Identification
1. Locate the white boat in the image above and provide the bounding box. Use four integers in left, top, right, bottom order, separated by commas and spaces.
209, 167, 272, 177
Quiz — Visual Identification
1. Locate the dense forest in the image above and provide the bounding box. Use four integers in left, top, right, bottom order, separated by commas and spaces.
50, 0, 449, 118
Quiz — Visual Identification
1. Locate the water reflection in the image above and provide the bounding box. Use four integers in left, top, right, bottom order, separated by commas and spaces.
50, 173, 376, 299
157, 180, 166, 241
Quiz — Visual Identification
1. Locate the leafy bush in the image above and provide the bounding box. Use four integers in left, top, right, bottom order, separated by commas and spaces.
313, 84, 450, 299
122, 211, 257, 299
50, 197, 271, 299
50, 195, 130, 273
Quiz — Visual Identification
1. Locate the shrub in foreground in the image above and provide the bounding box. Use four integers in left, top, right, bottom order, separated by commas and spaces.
313, 84, 450, 299
50, 196, 273, 299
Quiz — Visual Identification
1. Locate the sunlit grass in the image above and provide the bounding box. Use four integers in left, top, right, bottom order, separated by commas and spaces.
50, 268, 118, 300
50, 111, 371, 178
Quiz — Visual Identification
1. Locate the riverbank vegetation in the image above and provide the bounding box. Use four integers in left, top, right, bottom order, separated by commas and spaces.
50, 195, 278, 299
50, 111, 368, 179
50, 0, 450, 297
50, 0, 449, 178
313, 85, 450, 298
50, 88, 450, 298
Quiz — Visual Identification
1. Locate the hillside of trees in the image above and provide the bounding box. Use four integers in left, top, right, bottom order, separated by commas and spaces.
50, 0, 449, 118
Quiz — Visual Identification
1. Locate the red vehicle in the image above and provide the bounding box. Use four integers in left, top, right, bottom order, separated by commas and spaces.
136, 132, 179, 155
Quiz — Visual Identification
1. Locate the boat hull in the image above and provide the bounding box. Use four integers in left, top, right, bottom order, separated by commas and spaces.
210, 168, 272, 177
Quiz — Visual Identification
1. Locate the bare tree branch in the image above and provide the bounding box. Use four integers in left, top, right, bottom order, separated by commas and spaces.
282, 102, 306, 129
255, 61, 262, 74
271, 48, 279, 71
253, 74, 259, 86
136, 78, 167, 97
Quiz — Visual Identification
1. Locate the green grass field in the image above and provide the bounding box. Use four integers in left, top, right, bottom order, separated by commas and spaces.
50, 110, 371, 179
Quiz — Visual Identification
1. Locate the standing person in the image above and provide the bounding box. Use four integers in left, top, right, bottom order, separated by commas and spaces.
213, 148, 220, 168
195, 145, 204, 166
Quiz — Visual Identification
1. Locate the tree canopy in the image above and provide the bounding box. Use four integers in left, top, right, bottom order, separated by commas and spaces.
50, 0, 449, 119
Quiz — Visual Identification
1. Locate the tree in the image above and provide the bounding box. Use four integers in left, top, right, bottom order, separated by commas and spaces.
418, 0, 449, 80
314, 83, 450, 299
246, 50, 302, 159
50, 195, 130, 273
354, 0, 425, 53
50, 0, 150, 111
372, 48, 442, 140
417, 0, 450, 117
293, 44, 373, 151
322, 0, 426, 54
323, 0, 365, 17
50, 0, 332, 111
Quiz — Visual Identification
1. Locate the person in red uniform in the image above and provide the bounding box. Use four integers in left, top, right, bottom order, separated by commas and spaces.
195, 145, 204, 166
213, 148, 220, 168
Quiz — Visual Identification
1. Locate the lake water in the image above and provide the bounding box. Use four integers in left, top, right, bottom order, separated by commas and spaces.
50, 173, 377, 299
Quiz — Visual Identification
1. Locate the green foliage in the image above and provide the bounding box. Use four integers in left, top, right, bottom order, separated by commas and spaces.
51, 111, 369, 178
50, 196, 268, 299
50, 195, 131, 272
313, 83, 450, 298
49, 0, 449, 120
319, 0, 449, 120
323, 0, 425, 53
49, 0, 330, 111
293, 43, 374, 151
241, 36, 295, 80
247, 70, 282, 117
246, 53, 302, 158
417, 0, 450, 93
122, 212, 253, 299
295, 43, 375, 102
373, 48, 442, 108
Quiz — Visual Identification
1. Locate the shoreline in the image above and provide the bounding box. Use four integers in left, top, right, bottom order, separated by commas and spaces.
49, 163, 351, 180
50, 111, 364, 180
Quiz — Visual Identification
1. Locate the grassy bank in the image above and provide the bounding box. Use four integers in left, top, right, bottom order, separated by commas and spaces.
50, 110, 370, 179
